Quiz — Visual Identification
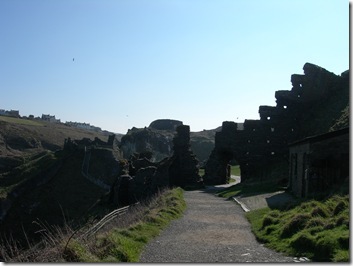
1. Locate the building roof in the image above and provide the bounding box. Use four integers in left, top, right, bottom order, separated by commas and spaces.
288, 127, 349, 147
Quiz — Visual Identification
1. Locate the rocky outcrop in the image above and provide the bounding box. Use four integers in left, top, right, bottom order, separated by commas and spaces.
120, 127, 175, 162
120, 120, 219, 163
204, 63, 349, 185
149, 119, 183, 131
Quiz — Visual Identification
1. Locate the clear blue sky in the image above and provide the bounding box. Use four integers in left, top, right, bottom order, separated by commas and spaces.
0, 0, 349, 134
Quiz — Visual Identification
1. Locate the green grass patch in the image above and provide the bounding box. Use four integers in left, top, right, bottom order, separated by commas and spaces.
0, 151, 58, 198
66, 187, 186, 262
217, 180, 283, 199
199, 165, 240, 178
245, 194, 349, 262
230, 165, 240, 176
0, 116, 44, 126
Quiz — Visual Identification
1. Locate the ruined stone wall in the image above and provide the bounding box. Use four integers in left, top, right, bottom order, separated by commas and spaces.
169, 125, 202, 188
204, 63, 349, 185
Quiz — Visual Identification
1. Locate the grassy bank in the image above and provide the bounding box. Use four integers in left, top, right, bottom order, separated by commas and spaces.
83, 187, 186, 262
245, 194, 349, 262
2, 187, 186, 262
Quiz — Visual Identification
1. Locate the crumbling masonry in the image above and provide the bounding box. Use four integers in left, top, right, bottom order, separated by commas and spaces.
203, 63, 349, 185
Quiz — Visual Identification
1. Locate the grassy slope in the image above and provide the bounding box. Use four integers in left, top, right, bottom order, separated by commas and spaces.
4, 187, 186, 262
245, 194, 349, 262
217, 176, 349, 262
0, 116, 110, 158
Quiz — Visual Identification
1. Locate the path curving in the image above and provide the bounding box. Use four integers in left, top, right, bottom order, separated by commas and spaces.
139, 185, 295, 263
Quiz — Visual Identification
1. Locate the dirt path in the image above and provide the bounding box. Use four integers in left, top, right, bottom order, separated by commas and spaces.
139, 186, 295, 263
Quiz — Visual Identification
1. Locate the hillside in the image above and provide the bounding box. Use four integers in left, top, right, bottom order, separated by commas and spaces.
0, 116, 119, 172
0, 117, 124, 241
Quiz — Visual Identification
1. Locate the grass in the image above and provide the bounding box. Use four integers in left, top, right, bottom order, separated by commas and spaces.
245, 194, 349, 262
0, 116, 44, 126
0, 151, 58, 199
91, 187, 186, 262
216, 179, 283, 199
1, 187, 186, 262
230, 165, 240, 176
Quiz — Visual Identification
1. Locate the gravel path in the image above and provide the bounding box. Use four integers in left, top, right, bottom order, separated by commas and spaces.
139, 186, 295, 263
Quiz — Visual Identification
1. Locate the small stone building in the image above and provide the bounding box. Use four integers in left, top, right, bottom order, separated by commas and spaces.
288, 127, 349, 198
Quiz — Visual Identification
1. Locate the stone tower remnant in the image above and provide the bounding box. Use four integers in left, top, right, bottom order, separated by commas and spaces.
169, 125, 203, 188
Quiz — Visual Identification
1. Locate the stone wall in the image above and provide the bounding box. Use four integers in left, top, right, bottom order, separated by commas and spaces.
203, 63, 349, 185
169, 125, 203, 188
111, 124, 203, 207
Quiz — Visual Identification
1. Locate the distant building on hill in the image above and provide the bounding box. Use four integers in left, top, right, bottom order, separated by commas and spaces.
0, 109, 20, 118
65, 121, 101, 132
41, 114, 61, 123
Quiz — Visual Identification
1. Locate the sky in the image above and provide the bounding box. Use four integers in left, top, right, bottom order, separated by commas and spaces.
0, 0, 349, 134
